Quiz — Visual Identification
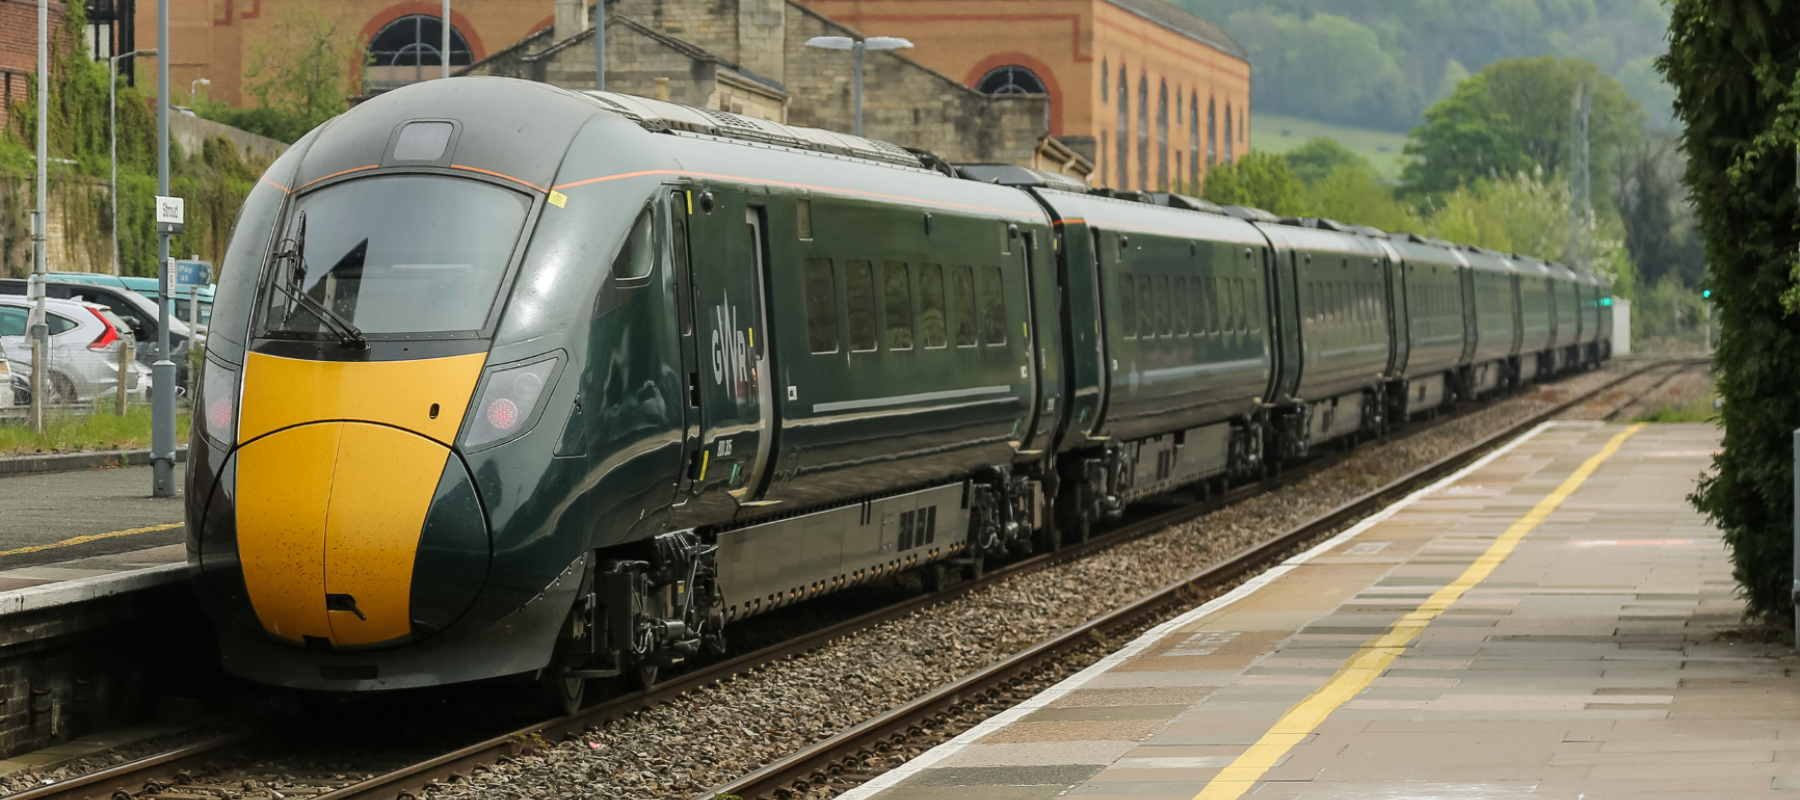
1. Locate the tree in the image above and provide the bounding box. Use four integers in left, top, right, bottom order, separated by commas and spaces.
1202, 151, 1309, 216
1476, 56, 1645, 180
199, 4, 355, 143
1400, 74, 1531, 197
1614, 132, 1705, 287
1283, 138, 1372, 185
1305, 165, 1420, 233
1662, 0, 1800, 626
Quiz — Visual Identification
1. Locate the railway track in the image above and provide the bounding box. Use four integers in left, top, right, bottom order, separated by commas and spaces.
9, 357, 1702, 800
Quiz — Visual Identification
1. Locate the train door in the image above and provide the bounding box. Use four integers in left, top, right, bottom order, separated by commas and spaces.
680, 188, 778, 510
1014, 228, 1049, 453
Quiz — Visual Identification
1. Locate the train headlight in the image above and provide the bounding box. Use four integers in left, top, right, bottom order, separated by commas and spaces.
201, 359, 240, 448
462, 357, 558, 449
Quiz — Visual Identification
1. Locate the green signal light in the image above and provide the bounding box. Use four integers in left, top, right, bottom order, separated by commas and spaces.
1702, 289, 1712, 298
1600, 297, 1613, 307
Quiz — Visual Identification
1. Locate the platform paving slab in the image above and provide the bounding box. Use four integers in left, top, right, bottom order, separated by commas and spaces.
0, 463, 185, 594
846, 422, 1796, 799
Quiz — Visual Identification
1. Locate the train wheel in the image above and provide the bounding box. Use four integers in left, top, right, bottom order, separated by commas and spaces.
1068, 516, 1091, 545
921, 562, 949, 593
962, 549, 986, 581
540, 672, 586, 716
631, 662, 659, 692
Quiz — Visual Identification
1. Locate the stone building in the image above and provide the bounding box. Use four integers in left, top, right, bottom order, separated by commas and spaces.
463, 0, 1076, 172
795, 0, 1251, 192
0, 1, 72, 132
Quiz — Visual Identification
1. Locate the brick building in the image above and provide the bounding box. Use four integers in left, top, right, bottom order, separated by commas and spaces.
0, 1, 73, 132
794, 0, 1250, 192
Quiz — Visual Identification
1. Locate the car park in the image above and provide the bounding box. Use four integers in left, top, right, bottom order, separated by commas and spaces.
0, 296, 149, 406
0, 277, 192, 387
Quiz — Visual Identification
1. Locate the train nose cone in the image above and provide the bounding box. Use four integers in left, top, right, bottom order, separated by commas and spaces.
236, 422, 452, 646
228, 351, 490, 648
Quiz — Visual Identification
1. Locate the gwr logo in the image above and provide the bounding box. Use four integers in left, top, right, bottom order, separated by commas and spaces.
711, 293, 751, 401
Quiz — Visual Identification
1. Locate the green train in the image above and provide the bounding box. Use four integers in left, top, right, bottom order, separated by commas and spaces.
185, 78, 1610, 711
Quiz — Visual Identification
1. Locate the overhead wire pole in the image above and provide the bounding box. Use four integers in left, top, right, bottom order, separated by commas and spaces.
26, 0, 47, 434
595, 0, 604, 91
1567, 81, 1591, 272
151, 0, 175, 497
442, 0, 451, 80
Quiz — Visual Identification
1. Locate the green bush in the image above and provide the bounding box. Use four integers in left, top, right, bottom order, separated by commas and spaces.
1661, 0, 1800, 625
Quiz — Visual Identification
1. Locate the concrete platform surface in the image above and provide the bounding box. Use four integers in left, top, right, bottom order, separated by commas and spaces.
847, 422, 1792, 800
0, 464, 184, 586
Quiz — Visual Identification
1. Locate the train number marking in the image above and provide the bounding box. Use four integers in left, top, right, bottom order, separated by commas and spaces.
717, 439, 734, 457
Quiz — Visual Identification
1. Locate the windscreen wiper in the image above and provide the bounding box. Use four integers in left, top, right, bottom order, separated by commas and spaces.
271, 214, 368, 350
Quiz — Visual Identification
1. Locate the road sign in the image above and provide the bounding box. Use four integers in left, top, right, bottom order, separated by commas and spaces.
174, 259, 211, 287
155, 195, 184, 234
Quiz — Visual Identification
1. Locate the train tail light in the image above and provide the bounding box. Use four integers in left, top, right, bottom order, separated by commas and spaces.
201, 359, 240, 447
461, 358, 557, 449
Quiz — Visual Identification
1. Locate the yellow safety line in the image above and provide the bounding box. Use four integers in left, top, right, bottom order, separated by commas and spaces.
0, 522, 183, 558
1193, 423, 1646, 800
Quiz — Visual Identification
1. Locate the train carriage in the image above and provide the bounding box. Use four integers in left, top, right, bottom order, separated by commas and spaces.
1383, 233, 1469, 416
1459, 246, 1520, 396
1548, 261, 1584, 372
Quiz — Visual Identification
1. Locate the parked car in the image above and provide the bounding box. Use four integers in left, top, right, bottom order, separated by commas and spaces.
0, 297, 149, 406
0, 356, 14, 411
0, 277, 192, 387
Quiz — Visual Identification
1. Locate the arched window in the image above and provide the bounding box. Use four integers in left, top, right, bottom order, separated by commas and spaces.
1207, 98, 1217, 165
1099, 131, 1108, 183
1239, 112, 1246, 146
1156, 80, 1169, 191
367, 14, 472, 88
976, 65, 1047, 95
1137, 73, 1149, 191
1224, 103, 1234, 162
1116, 66, 1129, 189
1189, 93, 1200, 189
1100, 59, 1108, 103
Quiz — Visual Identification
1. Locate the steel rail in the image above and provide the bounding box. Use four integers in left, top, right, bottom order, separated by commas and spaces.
699, 357, 1702, 800
12, 359, 1692, 800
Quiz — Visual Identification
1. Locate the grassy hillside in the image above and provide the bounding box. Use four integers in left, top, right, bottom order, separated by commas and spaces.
1251, 114, 1410, 179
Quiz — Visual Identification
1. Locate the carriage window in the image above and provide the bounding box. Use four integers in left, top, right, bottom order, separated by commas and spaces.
1119, 271, 1137, 340
1136, 274, 1153, 337
1172, 277, 1188, 334
883, 262, 913, 350
919, 263, 947, 348
1156, 275, 1172, 336
846, 260, 877, 352
980, 265, 1007, 345
1248, 278, 1261, 328
952, 264, 978, 347
804, 257, 839, 353
671, 207, 692, 336
796, 199, 813, 240
614, 207, 655, 280
1189, 277, 1206, 334
1232, 279, 1246, 331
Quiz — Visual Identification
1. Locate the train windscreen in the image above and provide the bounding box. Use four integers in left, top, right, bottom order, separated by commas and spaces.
265, 176, 531, 336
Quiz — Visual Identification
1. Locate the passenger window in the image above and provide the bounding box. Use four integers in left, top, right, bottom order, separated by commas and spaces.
952, 264, 978, 347
919, 263, 947, 348
613, 207, 655, 281
1136, 274, 1153, 337
48, 313, 76, 335
1189, 277, 1206, 334
980, 265, 1006, 345
883, 262, 913, 350
796, 199, 813, 240
804, 257, 839, 354
0, 306, 23, 336
1119, 271, 1137, 340
1231, 279, 1245, 331
1172, 277, 1188, 334
672, 209, 693, 336
846, 259, 877, 352
1156, 275, 1171, 336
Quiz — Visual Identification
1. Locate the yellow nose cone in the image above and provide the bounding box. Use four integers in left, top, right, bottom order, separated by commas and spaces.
236, 422, 450, 646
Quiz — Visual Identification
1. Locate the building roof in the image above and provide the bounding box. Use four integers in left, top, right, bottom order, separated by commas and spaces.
1104, 0, 1247, 61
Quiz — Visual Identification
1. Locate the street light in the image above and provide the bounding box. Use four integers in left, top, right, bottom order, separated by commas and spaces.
189, 76, 209, 102
112, 48, 156, 278
803, 35, 912, 137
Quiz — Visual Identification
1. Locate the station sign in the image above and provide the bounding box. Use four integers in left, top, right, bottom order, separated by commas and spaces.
155, 195, 185, 235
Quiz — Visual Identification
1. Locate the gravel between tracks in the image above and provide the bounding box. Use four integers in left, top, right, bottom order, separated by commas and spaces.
421, 363, 1641, 800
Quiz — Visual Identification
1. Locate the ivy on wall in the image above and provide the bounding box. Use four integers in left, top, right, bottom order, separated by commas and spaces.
0, 2, 264, 279
1661, 0, 1800, 625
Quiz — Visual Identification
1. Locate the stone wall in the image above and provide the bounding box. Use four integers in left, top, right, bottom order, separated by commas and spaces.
170, 114, 287, 166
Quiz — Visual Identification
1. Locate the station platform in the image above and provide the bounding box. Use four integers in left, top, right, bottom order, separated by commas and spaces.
847, 421, 1790, 799
0, 464, 185, 597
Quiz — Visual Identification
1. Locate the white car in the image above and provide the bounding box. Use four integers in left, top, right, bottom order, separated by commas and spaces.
0, 297, 150, 406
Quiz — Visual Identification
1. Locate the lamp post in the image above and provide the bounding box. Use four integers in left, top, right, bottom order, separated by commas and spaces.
26, 0, 46, 433
189, 76, 209, 102
151, 0, 175, 498
112, 49, 156, 278
442, 0, 450, 80
802, 35, 912, 137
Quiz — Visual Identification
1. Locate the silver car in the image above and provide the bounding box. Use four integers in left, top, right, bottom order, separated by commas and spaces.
0, 297, 149, 406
